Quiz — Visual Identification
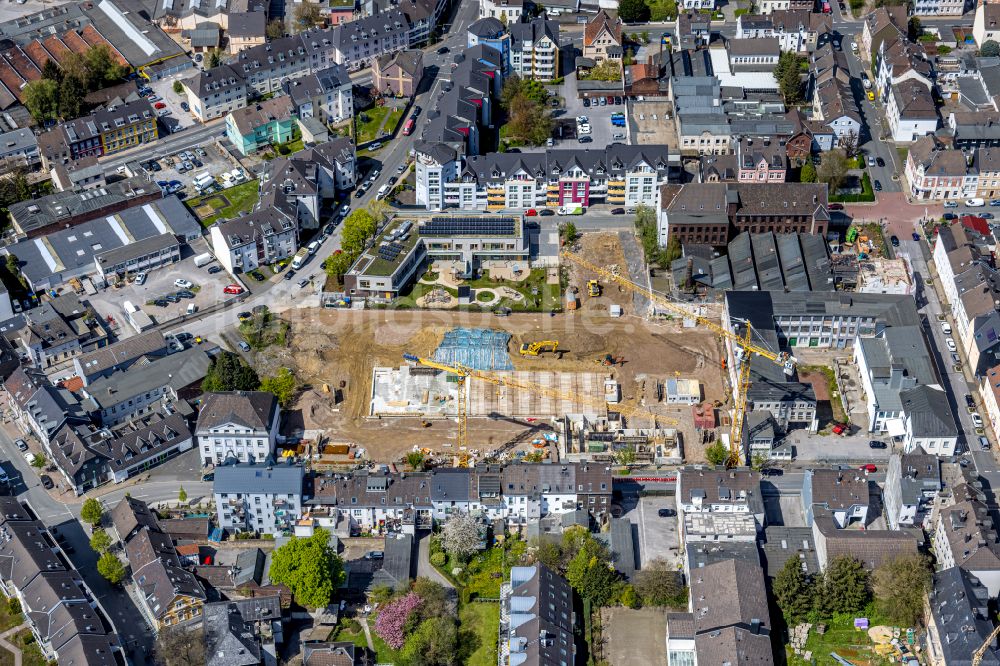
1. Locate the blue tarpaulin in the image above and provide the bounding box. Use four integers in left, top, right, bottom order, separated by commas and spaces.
433, 328, 513, 371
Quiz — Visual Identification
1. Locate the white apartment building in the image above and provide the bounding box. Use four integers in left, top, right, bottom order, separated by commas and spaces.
479, 0, 524, 23
510, 17, 559, 82
214, 463, 303, 536
195, 392, 280, 466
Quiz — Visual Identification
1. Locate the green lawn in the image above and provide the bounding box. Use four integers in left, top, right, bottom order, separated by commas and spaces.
356, 107, 394, 144
469, 268, 562, 312
185, 180, 260, 227
896, 146, 909, 167
329, 620, 369, 649
787, 610, 895, 666
460, 602, 500, 666
10, 630, 45, 666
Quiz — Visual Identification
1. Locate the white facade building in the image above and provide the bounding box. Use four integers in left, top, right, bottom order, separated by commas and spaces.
195, 392, 280, 466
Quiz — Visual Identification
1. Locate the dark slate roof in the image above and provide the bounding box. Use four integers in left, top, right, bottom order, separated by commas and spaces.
928, 567, 1000, 666
213, 463, 304, 496
197, 391, 278, 432
607, 518, 635, 580
468, 17, 505, 38
760, 526, 820, 578
900, 385, 958, 438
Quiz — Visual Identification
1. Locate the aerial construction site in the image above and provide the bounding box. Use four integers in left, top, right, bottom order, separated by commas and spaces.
255, 233, 731, 465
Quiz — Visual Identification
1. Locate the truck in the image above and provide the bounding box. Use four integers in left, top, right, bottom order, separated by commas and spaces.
194, 252, 215, 267
291, 247, 310, 270
557, 206, 584, 216
376, 184, 390, 200
402, 118, 416, 136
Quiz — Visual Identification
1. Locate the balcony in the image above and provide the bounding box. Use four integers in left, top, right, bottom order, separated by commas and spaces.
487, 203, 505, 210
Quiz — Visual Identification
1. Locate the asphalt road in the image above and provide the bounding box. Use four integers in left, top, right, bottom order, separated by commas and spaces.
97, 119, 226, 175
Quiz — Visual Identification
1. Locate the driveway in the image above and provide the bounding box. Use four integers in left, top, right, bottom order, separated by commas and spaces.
625, 496, 679, 569
416, 531, 453, 588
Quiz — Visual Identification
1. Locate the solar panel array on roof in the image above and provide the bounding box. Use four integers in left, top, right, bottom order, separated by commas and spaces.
378, 241, 406, 262
419, 216, 516, 237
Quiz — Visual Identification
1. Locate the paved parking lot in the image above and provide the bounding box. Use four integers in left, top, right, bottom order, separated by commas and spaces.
151, 142, 238, 191
551, 74, 625, 149
148, 73, 200, 133
86, 247, 239, 331
603, 608, 668, 666
783, 429, 895, 463
625, 495, 680, 569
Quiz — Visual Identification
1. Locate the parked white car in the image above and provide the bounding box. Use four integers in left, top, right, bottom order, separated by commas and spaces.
946, 337, 957, 352
966, 198, 986, 207
174, 278, 193, 289
940, 321, 952, 334
973, 413, 984, 429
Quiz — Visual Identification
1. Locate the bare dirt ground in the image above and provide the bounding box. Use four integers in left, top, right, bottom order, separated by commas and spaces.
258, 307, 727, 463
565, 232, 636, 315
601, 607, 669, 666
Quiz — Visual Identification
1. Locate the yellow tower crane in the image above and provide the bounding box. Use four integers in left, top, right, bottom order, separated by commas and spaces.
559, 249, 796, 466
402, 353, 676, 451
973, 622, 1000, 666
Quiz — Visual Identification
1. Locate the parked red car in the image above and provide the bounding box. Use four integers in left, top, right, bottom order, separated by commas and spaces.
828, 203, 844, 211
154, 102, 167, 110
859, 464, 877, 474
525, 209, 538, 216
223, 284, 244, 295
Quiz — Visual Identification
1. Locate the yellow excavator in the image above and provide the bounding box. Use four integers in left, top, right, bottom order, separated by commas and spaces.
588, 280, 601, 297
519, 340, 560, 356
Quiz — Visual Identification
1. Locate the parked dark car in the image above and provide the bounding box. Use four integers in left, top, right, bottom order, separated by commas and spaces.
284, 269, 296, 280
943, 213, 957, 220
40, 475, 53, 490
828, 203, 844, 210
153, 299, 168, 307
876, 157, 885, 167
874, 180, 883, 191
578, 136, 592, 143
175, 290, 195, 299
248, 270, 266, 282
912, 232, 920, 241
165, 294, 180, 303
657, 508, 676, 517
610, 208, 626, 214
868, 440, 887, 449
890, 235, 899, 247
207, 265, 222, 274
436, 46, 449, 54
966, 394, 976, 409
538, 209, 555, 216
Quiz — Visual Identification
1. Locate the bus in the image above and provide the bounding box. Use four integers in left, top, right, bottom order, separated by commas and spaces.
402, 118, 416, 136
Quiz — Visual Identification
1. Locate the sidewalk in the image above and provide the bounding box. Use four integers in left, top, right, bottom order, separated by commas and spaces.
0, 623, 26, 666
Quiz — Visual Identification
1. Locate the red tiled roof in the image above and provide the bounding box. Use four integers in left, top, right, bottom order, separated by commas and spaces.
41, 37, 72, 65
4, 47, 41, 83
60, 30, 90, 55
80, 26, 128, 67
0, 59, 26, 102
22, 42, 51, 71
59, 376, 84, 392
961, 215, 990, 237
175, 544, 201, 557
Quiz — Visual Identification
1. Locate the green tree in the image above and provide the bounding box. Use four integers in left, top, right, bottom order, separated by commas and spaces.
260, 368, 298, 408
584, 60, 623, 81
612, 445, 637, 466
565, 535, 619, 606
619, 584, 640, 608
411, 578, 452, 623
982, 40, 1000, 57
773, 556, 813, 624
633, 559, 685, 607
774, 51, 803, 105
800, 160, 817, 183
405, 451, 426, 470
268, 528, 345, 609
618, 0, 650, 22
815, 556, 869, 616
340, 209, 379, 256
23, 78, 59, 123
266, 18, 286, 40
178, 486, 188, 503
872, 554, 932, 626
648, 0, 678, 21
89, 528, 112, 554
207, 49, 223, 68
817, 149, 849, 194
399, 617, 458, 666
561, 222, 578, 243
41, 59, 62, 83
30, 454, 44, 469
5, 254, 18, 276
664, 235, 682, 264
201, 351, 260, 392
81, 498, 103, 526
84, 45, 127, 89
97, 552, 126, 584
705, 441, 728, 466
533, 538, 564, 571
172, 80, 184, 95
505, 95, 552, 146
323, 250, 354, 282
907, 16, 922, 41
634, 205, 666, 265
58, 74, 84, 119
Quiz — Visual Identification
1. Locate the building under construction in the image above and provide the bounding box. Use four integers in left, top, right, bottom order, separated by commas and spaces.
558, 414, 682, 464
